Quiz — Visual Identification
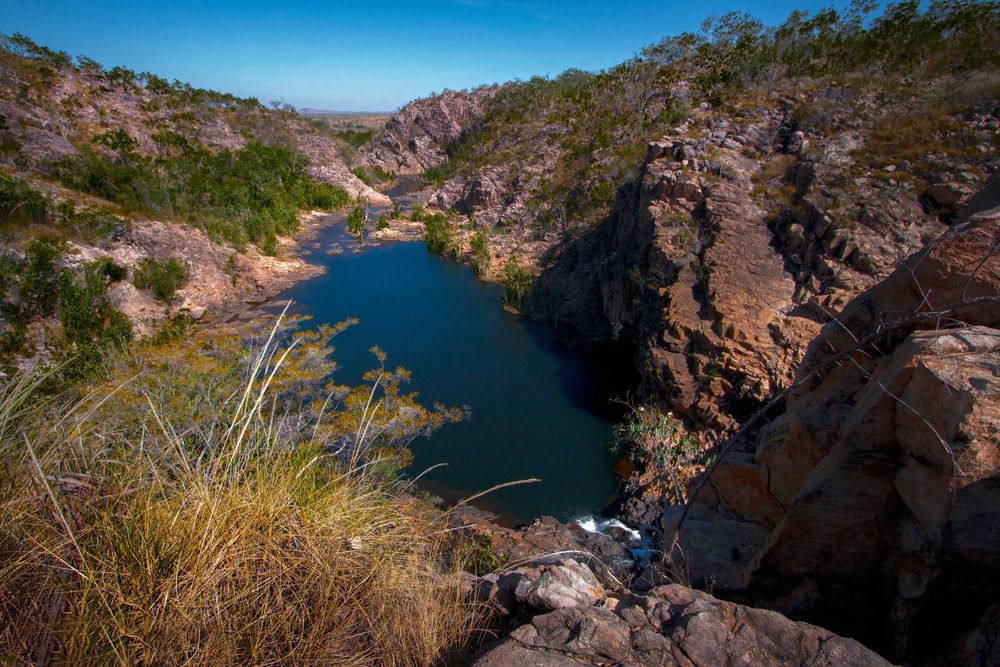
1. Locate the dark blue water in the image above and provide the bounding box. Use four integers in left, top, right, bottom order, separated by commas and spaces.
274, 215, 622, 523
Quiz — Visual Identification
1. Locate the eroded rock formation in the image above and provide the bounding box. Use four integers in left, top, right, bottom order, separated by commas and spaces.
360, 87, 499, 176
672, 190, 1000, 662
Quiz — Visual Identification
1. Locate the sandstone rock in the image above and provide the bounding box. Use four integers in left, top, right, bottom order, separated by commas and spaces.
513, 559, 606, 610
360, 87, 499, 175
471, 583, 892, 666
676, 195, 1000, 661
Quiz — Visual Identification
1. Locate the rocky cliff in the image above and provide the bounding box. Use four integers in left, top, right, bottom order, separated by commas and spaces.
667, 183, 1000, 663
360, 86, 498, 176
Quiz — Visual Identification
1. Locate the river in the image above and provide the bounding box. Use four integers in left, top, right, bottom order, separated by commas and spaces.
273, 207, 630, 524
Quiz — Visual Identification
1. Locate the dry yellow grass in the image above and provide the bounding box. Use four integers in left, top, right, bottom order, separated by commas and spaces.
0, 319, 477, 665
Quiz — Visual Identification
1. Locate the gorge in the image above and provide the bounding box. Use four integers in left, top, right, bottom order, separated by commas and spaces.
1, 3, 999, 665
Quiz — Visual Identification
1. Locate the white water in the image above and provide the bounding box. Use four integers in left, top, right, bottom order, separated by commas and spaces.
574, 516, 640, 541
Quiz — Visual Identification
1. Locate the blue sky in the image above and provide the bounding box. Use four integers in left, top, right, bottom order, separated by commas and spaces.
1, 1, 856, 111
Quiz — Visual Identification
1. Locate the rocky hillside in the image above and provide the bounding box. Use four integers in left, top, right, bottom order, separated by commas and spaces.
360, 86, 498, 176
352, 4, 1000, 663
0, 34, 384, 375
0, 34, 384, 204
669, 181, 1000, 663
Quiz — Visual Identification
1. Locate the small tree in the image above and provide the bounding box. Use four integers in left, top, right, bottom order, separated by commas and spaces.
346, 202, 368, 243
470, 230, 490, 274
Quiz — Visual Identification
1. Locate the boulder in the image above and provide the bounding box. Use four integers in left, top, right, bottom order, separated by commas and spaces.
513, 560, 606, 610
471, 583, 892, 666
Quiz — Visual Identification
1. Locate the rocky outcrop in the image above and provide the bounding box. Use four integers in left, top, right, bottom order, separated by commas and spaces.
453, 513, 892, 665
467, 564, 891, 667
672, 192, 1000, 662
66, 214, 327, 334
531, 101, 965, 440
360, 87, 498, 176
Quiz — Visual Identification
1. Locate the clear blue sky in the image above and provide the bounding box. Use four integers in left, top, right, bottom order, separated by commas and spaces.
1, 1, 857, 111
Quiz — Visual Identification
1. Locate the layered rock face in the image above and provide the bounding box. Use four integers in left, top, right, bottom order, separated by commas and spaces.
673, 190, 1000, 662
360, 86, 498, 176
531, 100, 967, 438
464, 558, 891, 667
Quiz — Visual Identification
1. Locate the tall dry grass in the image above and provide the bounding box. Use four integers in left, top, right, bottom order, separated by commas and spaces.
0, 319, 476, 665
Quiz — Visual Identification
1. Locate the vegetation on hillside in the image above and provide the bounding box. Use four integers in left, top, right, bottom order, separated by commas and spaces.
434, 0, 999, 232
56, 135, 349, 253
0, 32, 356, 253
0, 237, 132, 382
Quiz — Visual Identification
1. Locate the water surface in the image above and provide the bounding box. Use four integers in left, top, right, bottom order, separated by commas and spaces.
275, 215, 623, 523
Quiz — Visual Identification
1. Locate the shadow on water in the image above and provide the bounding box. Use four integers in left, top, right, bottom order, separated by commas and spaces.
522, 318, 641, 424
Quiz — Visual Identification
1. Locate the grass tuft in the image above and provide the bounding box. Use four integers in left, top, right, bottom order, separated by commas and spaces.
0, 316, 477, 665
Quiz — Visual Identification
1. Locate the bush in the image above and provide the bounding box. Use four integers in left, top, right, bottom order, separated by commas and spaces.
19, 237, 63, 318
423, 166, 450, 188
132, 257, 189, 301
377, 215, 389, 230
614, 406, 700, 503
56, 262, 133, 380
334, 127, 374, 147
501, 255, 534, 306
470, 230, 490, 273
0, 175, 50, 227
346, 206, 366, 236
56, 139, 344, 250
423, 212, 453, 255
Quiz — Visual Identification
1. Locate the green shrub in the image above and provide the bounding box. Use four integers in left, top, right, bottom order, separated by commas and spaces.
19, 237, 63, 318
334, 128, 375, 147
346, 206, 366, 236
132, 257, 189, 302
377, 215, 389, 230
470, 230, 490, 273
0, 175, 50, 227
501, 255, 533, 306
224, 253, 238, 286
56, 139, 343, 250
423, 212, 453, 255
423, 166, 450, 188
93, 256, 127, 282
613, 405, 700, 503
459, 534, 509, 576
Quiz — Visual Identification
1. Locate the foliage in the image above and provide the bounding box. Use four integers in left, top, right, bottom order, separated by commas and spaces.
55, 136, 347, 250
377, 214, 389, 230
0, 319, 475, 664
614, 406, 701, 503
0, 176, 129, 244
423, 166, 450, 189
351, 165, 394, 186
335, 127, 375, 147
346, 205, 366, 236
17, 237, 62, 318
0, 237, 133, 379
423, 212, 454, 255
132, 257, 189, 302
459, 534, 510, 576
500, 255, 533, 307
470, 229, 490, 273
55, 261, 133, 382
224, 253, 238, 286
0, 174, 50, 228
